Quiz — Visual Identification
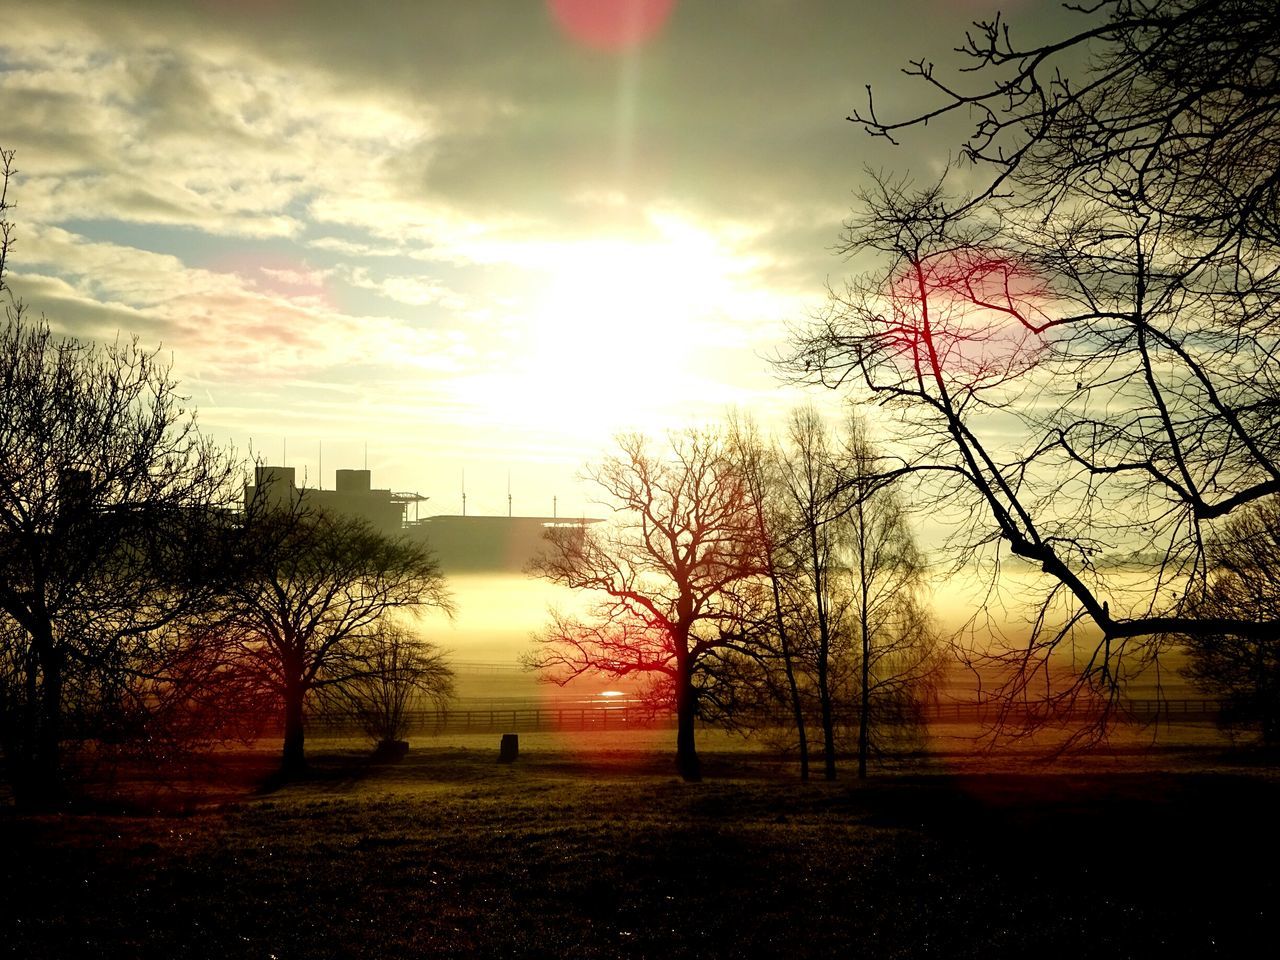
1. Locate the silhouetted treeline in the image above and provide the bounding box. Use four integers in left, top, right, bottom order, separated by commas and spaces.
783, 0, 1280, 729
527, 416, 943, 782
0, 153, 453, 808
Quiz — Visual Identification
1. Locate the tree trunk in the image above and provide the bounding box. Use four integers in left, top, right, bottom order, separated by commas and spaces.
281, 680, 307, 776
816, 645, 836, 781
858, 617, 870, 779
674, 661, 701, 783
19, 626, 67, 810
809, 536, 837, 781
779, 621, 810, 783
765, 566, 808, 782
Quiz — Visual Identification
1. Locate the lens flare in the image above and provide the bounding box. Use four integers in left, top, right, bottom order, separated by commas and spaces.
884, 250, 1049, 383
548, 0, 677, 52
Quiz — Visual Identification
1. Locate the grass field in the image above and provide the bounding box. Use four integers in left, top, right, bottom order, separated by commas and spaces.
1, 731, 1276, 958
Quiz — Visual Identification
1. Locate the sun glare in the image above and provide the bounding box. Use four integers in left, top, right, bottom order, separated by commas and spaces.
483, 217, 759, 440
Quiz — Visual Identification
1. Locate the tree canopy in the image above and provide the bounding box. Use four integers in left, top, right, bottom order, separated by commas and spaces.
0, 183, 241, 803
529, 430, 765, 782
788, 0, 1280, 701
225, 501, 453, 774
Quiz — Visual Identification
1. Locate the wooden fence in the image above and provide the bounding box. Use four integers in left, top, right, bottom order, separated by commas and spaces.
303, 697, 1227, 735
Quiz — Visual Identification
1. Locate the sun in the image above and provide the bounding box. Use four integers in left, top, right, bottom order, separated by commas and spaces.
523, 244, 688, 436
488, 218, 757, 440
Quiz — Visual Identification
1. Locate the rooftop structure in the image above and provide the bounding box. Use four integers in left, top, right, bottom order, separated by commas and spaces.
408, 514, 601, 573
244, 465, 598, 571
244, 465, 425, 538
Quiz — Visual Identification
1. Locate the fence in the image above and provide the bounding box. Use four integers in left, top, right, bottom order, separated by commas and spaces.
308, 704, 668, 734
303, 697, 1227, 735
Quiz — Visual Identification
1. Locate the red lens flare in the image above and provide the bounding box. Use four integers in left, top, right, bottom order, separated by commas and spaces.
206, 252, 334, 309
885, 250, 1050, 383
548, 0, 678, 52
532, 611, 674, 759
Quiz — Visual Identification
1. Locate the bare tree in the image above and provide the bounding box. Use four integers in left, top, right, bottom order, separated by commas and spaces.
773, 408, 849, 780
788, 0, 1280, 709
726, 413, 811, 780
745, 408, 942, 777
225, 502, 452, 776
315, 621, 454, 755
0, 152, 242, 805
528, 430, 765, 782
1183, 500, 1280, 745
840, 417, 942, 777
0, 149, 14, 288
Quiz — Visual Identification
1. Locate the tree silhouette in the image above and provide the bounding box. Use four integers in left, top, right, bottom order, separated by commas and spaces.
528, 430, 765, 782
1183, 500, 1280, 744
720, 410, 941, 778
225, 499, 451, 776
314, 620, 454, 753
726, 413, 811, 780
839, 416, 942, 777
0, 327, 240, 804
788, 0, 1280, 707
0, 150, 241, 805
773, 407, 849, 780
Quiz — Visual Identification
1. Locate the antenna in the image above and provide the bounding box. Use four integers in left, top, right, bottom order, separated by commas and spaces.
461, 468, 467, 517
318, 440, 323, 490
364, 441, 368, 470
283, 437, 287, 467
553, 495, 558, 519
507, 470, 512, 518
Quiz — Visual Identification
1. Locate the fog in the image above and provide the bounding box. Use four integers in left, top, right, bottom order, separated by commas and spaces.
423, 561, 1200, 709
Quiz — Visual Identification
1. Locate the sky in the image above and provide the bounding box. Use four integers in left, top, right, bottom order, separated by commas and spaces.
0, 0, 1066, 518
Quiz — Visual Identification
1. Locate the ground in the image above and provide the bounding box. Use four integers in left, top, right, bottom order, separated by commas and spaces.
0, 730, 1276, 958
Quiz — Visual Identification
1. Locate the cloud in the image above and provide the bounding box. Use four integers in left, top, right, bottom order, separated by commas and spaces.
0, 0, 1082, 504
1, 23, 442, 239
8, 225, 471, 385
2, 0, 989, 256
342, 266, 468, 310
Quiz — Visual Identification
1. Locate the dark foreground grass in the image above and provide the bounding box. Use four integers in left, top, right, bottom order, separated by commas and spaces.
1, 743, 1276, 959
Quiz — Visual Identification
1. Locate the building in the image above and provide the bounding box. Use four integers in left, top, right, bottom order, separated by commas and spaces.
245, 465, 422, 538
244, 465, 597, 572
406, 514, 599, 573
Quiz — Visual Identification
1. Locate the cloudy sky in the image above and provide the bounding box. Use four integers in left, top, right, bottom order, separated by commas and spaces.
1, 0, 1065, 517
